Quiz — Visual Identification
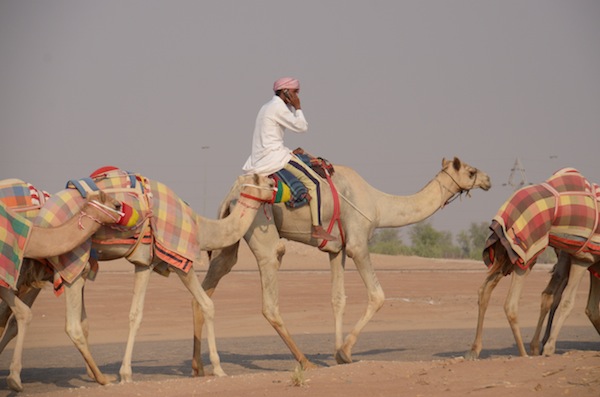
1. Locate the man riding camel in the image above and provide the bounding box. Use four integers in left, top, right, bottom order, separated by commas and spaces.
243, 77, 337, 241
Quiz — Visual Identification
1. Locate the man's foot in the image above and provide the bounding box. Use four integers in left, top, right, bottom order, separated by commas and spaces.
312, 225, 338, 241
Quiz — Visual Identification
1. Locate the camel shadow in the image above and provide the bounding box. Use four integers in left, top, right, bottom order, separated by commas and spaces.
437, 340, 600, 360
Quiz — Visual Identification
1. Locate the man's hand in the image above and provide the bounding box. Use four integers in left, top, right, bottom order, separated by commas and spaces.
289, 90, 301, 109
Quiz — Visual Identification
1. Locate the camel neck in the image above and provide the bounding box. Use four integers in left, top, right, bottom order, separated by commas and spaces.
376, 172, 460, 228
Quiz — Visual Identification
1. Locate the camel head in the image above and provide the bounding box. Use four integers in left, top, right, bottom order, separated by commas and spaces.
238, 174, 277, 204
441, 157, 492, 194
84, 190, 139, 227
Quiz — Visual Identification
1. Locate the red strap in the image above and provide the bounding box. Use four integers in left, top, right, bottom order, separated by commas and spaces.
319, 172, 345, 249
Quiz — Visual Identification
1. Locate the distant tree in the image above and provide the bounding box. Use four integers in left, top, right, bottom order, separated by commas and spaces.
457, 222, 490, 260
368, 228, 412, 255
409, 221, 460, 258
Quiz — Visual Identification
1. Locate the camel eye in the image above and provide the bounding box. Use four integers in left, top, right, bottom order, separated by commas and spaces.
469, 170, 476, 178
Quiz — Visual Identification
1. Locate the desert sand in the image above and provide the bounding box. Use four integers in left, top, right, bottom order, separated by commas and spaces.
0, 240, 598, 396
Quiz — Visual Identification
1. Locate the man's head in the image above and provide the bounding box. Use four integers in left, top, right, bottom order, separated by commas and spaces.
273, 77, 301, 106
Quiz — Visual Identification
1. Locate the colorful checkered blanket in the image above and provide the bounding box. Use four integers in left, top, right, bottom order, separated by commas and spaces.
0, 179, 50, 219
0, 202, 32, 289
484, 168, 600, 269
38, 168, 200, 283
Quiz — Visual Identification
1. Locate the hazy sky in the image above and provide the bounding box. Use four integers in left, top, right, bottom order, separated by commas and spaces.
1, 1, 599, 240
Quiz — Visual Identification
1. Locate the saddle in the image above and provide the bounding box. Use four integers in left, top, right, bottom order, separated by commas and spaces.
271, 148, 335, 207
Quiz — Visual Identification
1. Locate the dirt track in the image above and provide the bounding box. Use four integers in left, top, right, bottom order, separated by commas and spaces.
1, 241, 598, 396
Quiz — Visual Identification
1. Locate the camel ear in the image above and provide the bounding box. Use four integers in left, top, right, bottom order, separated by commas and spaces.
98, 190, 107, 203
453, 157, 461, 171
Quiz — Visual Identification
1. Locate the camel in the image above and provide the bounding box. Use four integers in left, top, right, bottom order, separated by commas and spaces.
529, 252, 600, 355
192, 157, 491, 374
0, 191, 124, 392
0, 171, 275, 385
465, 168, 600, 360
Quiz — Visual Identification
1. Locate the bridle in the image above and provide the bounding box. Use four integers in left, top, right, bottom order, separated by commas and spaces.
436, 169, 478, 208
238, 183, 277, 214
77, 200, 125, 229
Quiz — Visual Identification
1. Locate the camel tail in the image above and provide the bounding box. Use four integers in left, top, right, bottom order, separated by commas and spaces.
486, 241, 513, 276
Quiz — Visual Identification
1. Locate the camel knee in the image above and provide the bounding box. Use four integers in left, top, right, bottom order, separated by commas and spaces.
371, 289, 385, 312
14, 308, 33, 326
262, 307, 283, 327
65, 322, 86, 344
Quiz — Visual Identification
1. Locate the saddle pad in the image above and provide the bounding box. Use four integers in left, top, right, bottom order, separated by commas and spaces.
484, 168, 600, 270
0, 202, 32, 289
273, 169, 308, 207
46, 168, 199, 282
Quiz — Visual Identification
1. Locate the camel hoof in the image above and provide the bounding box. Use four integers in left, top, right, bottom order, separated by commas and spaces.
98, 373, 117, 385
7, 374, 23, 392
192, 368, 205, 377
212, 368, 227, 377
464, 350, 479, 361
335, 349, 352, 364
119, 373, 133, 384
301, 360, 319, 371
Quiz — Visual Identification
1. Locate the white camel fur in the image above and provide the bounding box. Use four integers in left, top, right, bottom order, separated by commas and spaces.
192, 157, 491, 374
0, 173, 275, 386
0, 191, 124, 392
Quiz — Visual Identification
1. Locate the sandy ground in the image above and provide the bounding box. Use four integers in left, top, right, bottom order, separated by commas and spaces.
0, 240, 598, 396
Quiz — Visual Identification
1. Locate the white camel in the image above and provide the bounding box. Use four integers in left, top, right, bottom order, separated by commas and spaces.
0, 191, 124, 392
192, 157, 491, 374
0, 172, 275, 385
466, 168, 600, 360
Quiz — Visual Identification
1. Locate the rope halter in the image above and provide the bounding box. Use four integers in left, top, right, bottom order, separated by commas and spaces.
240, 183, 278, 205
238, 183, 277, 218
78, 200, 129, 229
437, 169, 478, 208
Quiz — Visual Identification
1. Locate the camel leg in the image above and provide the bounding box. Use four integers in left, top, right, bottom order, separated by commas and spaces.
543, 262, 588, 356
465, 270, 504, 360
63, 276, 113, 385
329, 251, 346, 356
80, 285, 96, 380
530, 269, 567, 355
119, 265, 151, 383
0, 288, 32, 392
248, 227, 316, 370
177, 268, 225, 377
336, 250, 385, 364
585, 271, 600, 334
192, 243, 240, 376
504, 267, 531, 356
256, 255, 316, 369
0, 287, 41, 355
539, 275, 569, 354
